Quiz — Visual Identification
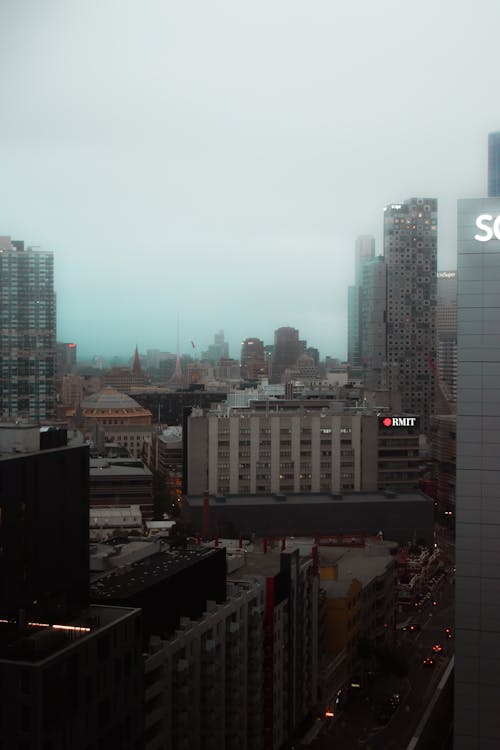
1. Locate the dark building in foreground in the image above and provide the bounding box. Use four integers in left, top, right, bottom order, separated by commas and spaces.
91, 545, 227, 642
455, 190, 500, 748
0, 424, 144, 749
182, 491, 434, 546
0, 425, 89, 622
0, 604, 143, 750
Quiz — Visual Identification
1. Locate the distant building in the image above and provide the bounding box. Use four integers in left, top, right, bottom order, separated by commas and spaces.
0, 237, 56, 421
270, 327, 306, 384
202, 330, 229, 363
89, 456, 154, 520
348, 235, 375, 371
80, 388, 152, 430
359, 256, 387, 389
241, 337, 268, 380
104, 347, 148, 390
56, 341, 77, 375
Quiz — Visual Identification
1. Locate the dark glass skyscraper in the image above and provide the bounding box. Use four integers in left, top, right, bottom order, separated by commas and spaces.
0, 237, 56, 421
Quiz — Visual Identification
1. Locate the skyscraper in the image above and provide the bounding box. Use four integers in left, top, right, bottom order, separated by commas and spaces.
0, 237, 56, 421
488, 130, 500, 197
384, 199, 437, 431
347, 235, 375, 369
455, 189, 500, 748
359, 255, 387, 389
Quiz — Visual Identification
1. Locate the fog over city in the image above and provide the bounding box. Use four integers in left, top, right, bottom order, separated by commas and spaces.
0, 0, 499, 359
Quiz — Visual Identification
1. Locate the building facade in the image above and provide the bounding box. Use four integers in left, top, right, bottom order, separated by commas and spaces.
0, 238, 56, 421
384, 199, 437, 432
185, 407, 420, 496
269, 327, 305, 384
359, 256, 387, 389
436, 270, 457, 405
241, 338, 268, 381
455, 195, 500, 748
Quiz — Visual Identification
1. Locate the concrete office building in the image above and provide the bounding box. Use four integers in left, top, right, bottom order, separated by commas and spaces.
0, 238, 56, 421
455, 194, 500, 748
185, 407, 420, 496
384, 199, 437, 432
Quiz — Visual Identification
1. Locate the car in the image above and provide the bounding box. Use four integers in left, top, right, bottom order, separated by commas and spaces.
432, 644, 443, 654
404, 623, 421, 632
422, 656, 435, 667
388, 693, 401, 709
444, 627, 453, 639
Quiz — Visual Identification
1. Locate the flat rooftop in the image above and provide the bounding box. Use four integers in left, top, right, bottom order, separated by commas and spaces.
90, 545, 223, 600
0, 604, 139, 664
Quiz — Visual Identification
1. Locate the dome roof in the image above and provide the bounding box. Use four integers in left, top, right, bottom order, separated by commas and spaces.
81, 388, 149, 415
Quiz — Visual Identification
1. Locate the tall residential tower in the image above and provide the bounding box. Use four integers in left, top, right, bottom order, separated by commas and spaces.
0, 238, 56, 421
384, 199, 437, 431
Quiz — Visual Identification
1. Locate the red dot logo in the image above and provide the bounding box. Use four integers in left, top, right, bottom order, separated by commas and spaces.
382, 418, 392, 427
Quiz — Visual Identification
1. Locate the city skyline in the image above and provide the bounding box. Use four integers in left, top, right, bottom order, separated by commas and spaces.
1, 1, 499, 359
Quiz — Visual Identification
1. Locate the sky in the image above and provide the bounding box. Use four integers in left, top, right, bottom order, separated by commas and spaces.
0, 0, 499, 361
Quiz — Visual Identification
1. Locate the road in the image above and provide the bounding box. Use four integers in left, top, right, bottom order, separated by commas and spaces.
306, 566, 455, 749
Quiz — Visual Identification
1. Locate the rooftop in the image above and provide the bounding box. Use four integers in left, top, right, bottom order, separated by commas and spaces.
90, 544, 223, 600
0, 604, 139, 664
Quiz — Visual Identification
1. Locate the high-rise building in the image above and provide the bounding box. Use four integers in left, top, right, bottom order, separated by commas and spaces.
203, 329, 229, 363
488, 130, 500, 197
384, 199, 437, 432
347, 236, 375, 370
359, 256, 387, 389
436, 270, 457, 404
0, 237, 56, 421
455, 190, 500, 748
270, 327, 305, 384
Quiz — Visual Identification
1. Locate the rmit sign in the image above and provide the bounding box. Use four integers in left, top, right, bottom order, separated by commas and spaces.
379, 416, 418, 428
475, 215, 500, 242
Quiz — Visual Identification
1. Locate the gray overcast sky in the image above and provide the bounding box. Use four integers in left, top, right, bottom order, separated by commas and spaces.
0, 0, 498, 359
